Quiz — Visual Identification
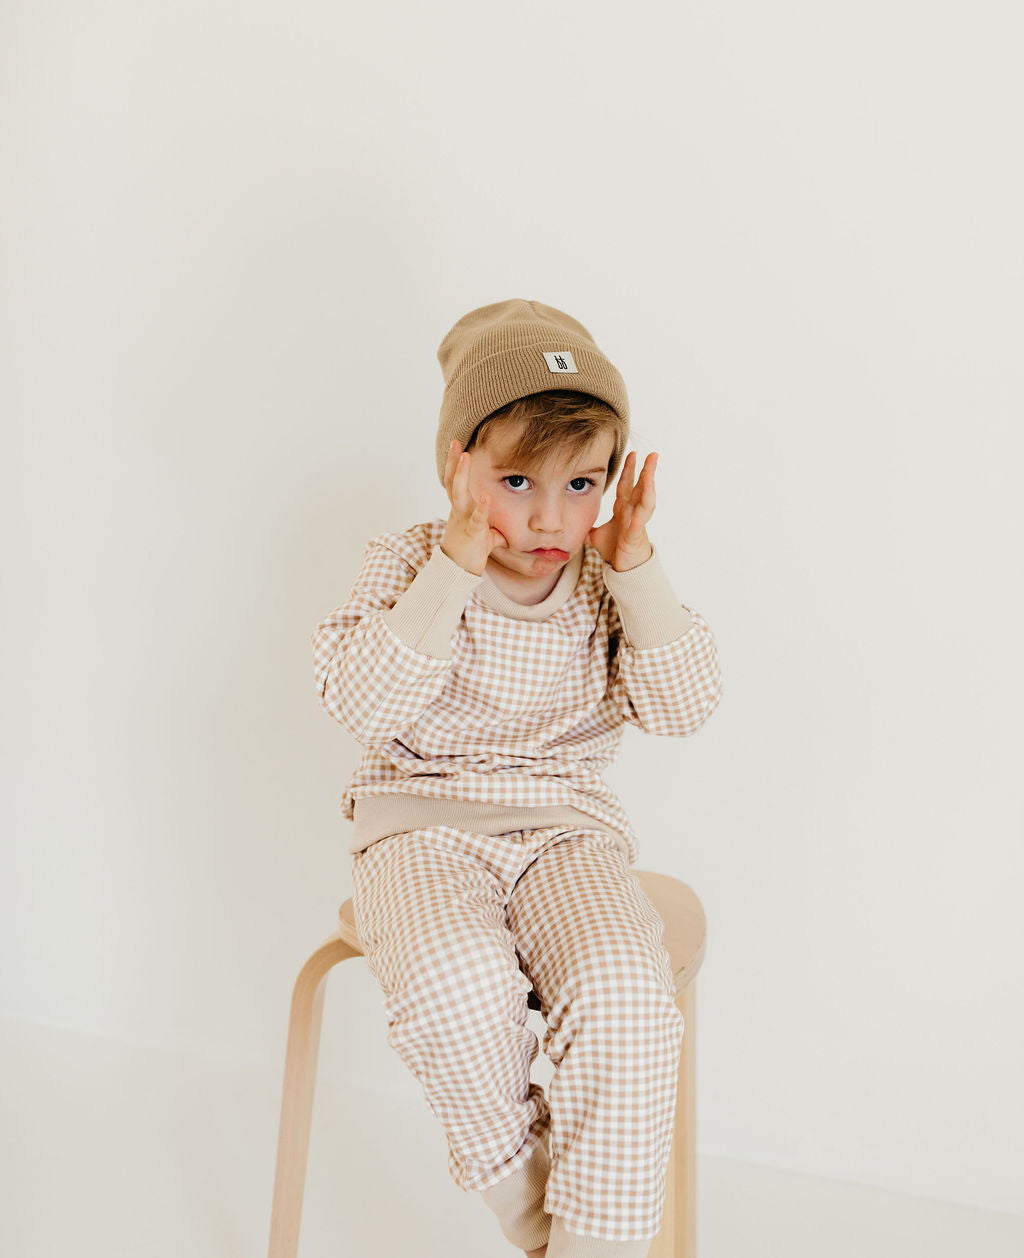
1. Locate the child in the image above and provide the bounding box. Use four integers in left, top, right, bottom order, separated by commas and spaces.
312, 299, 722, 1258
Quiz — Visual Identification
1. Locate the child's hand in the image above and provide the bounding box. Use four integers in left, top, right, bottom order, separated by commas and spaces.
440, 439, 509, 576
587, 450, 657, 572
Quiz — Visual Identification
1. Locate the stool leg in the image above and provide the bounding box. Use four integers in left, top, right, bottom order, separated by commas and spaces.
677, 980, 696, 1257
649, 1109, 676, 1258
648, 980, 696, 1258
268, 933, 360, 1258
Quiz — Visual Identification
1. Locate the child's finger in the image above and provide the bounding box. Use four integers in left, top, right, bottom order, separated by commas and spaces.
457, 455, 489, 525
631, 453, 657, 509
446, 448, 461, 500
451, 452, 473, 513
629, 501, 652, 534
611, 452, 630, 505
612, 453, 636, 519
631, 472, 656, 528
444, 439, 462, 492
642, 455, 658, 501
617, 450, 637, 502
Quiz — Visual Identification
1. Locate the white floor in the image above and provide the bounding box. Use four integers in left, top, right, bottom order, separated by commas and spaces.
2, 1016, 1022, 1258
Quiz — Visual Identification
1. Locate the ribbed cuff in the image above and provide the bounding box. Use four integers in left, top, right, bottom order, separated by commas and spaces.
547, 1215, 653, 1258
380, 544, 483, 659
601, 544, 694, 648
478, 1134, 553, 1250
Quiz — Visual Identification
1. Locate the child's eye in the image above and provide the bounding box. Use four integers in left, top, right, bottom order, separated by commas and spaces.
501, 475, 597, 494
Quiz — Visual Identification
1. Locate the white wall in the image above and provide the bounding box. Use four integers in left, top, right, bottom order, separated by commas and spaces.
3, 0, 1021, 1219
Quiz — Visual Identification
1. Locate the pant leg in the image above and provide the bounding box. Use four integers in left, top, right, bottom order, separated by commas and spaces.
350, 826, 553, 1247
506, 830, 685, 1249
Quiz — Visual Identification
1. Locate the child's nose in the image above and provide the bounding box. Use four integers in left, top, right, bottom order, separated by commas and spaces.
529, 496, 564, 533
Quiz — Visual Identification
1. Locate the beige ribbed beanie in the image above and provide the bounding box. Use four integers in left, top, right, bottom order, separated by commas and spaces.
435, 298, 630, 487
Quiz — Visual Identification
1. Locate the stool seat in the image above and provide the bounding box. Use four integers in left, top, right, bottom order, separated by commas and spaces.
337, 867, 706, 1008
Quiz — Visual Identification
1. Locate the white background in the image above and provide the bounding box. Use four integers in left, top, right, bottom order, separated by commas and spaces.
3, 0, 1022, 1224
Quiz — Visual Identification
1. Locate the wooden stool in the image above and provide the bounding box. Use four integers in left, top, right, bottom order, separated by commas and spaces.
268, 870, 706, 1258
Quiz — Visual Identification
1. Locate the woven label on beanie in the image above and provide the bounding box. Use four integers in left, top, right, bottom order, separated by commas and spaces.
542, 350, 579, 374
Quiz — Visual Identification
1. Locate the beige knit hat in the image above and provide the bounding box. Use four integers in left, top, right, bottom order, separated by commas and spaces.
435, 298, 630, 486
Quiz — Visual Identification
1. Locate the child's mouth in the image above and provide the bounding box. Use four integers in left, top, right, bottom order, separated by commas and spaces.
530, 548, 570, 561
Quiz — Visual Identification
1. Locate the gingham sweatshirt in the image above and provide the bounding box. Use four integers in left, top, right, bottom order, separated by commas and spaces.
312, 517, 722, 862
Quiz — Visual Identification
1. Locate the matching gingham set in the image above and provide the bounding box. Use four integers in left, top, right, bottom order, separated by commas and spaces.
312, 516, 722, 1247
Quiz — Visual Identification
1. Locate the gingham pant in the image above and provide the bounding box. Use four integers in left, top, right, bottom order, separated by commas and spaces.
350, 823, 685, 1248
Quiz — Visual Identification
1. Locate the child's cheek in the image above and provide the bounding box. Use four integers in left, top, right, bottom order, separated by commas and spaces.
485, 491, 511, 528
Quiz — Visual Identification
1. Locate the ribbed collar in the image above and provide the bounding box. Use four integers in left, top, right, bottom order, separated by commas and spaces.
476, 547, 585, 621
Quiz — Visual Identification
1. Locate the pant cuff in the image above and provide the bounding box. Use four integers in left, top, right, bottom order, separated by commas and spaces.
478, 1133, 552, 1250
546, 1215, 653, 1258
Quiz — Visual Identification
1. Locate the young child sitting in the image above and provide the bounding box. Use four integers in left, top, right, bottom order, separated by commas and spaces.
312, 298, 723, 1258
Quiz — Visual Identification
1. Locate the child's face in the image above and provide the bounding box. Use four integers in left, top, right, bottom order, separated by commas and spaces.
466, 426, 617, 591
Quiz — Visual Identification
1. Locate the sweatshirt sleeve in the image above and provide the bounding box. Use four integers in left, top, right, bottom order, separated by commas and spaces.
312, 539, 483, 748
601, 544, 723, 737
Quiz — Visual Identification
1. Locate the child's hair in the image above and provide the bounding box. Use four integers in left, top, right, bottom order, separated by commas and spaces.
465, 389, 625, 481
